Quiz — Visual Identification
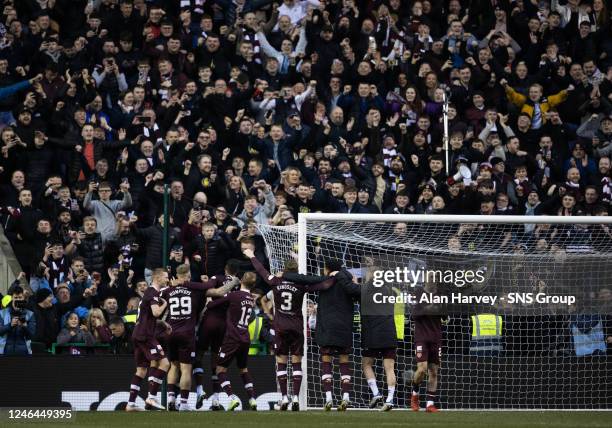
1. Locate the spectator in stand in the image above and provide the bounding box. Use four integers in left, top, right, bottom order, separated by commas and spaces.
4, 189, 44, 274
501, 80, 572, 131
83, 181, 132, 242
74, 216, 105, 274
53, 283, 85, 323
108, 317, 133, 355
131, 213, 178, 284
101, 296, 120, 322
31, 288, 59, 350
56, 312, 95, 347
168, 180, 192, 228
86, 308, 112, 345
0, 285, 36, 355
237, 180, 276, 225
190, 221, 234, 279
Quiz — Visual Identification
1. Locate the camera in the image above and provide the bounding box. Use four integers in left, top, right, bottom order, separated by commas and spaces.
13, 300, 27, 323
13, 299, 27, 310
13, 309, 27, 324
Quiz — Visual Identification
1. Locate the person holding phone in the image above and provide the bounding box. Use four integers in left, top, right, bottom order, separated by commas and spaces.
92, 56, 129, 106
236, 179, 276, 225
83, 180, 132, 242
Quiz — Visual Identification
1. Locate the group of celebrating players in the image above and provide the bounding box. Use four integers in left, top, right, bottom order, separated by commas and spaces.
125, 244, 442, 413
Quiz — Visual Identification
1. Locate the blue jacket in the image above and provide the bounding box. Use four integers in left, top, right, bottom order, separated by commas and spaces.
0, 306, 36, 355
563, 157, 597, 184
0, 80, 31, 101
337, 202, 371, 214
252, 129, 302, 171
571, 314, 606, 356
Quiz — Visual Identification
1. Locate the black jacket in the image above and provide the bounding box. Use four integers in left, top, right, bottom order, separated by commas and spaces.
134, 223, 178, 270
5, 205, 44, 244
77, 232, 105, 273
110, 325, 134, 355
190, 232, 233, 277
284, 269, 360, 348
168, 197, 192, 229
360, 281, 397, 350
23, 144, 56, 192
32, 304, 59, 349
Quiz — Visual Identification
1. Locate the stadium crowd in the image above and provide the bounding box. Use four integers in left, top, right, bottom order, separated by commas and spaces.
0, 0, 611, 356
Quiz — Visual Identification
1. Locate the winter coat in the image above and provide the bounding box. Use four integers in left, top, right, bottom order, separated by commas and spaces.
77, 232, 105, 273
0, 307, 36, 355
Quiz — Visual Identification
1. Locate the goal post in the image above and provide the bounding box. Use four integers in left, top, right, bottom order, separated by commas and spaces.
258, 214, 612, 410
297, 216, 308, 412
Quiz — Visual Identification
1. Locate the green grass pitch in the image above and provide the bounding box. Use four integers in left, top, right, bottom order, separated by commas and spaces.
6, 411, 611, 428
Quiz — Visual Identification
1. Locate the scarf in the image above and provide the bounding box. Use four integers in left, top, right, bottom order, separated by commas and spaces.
49, 257, 68, 288
382, 148, 398, 167
143, 122, 160, 138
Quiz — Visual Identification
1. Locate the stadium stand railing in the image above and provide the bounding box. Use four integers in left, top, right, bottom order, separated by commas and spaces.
50, 342, 111, 355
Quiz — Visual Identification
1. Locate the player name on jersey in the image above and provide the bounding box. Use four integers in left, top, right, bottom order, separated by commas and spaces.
166, 287, 194, 297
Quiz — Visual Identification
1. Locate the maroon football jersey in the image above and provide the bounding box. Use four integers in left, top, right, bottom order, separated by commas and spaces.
204, 275, 235, 322
132, 287, 162, 341
270, 281, 307, 332
250, 257, 333, 333
161, 282, 216, 335
208, 290, 255, 344
412, 287, 443, 342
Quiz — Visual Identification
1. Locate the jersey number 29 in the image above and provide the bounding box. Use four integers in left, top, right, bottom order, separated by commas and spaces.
169, 296, 191, 316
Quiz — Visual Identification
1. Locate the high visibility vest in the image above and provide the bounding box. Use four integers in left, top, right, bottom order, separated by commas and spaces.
394, 313, 404, 340
392, 287, 404, 340
470, 314, 503, 353
471, 314, 503, 337
123, 313, 137, 324
2, 295, 12, 308
248, 316, 263, 355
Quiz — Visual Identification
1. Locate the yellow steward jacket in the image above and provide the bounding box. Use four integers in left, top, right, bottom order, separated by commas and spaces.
505, 86, 568, 124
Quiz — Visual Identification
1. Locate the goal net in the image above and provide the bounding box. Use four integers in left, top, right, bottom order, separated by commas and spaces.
257, 214, 612, 410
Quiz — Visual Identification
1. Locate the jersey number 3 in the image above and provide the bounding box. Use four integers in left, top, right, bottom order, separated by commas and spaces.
280, 291, 293, 311
169, 296, 191, 316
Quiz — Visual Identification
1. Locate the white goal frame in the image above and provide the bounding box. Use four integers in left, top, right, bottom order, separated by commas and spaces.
295, 213, 612, 411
